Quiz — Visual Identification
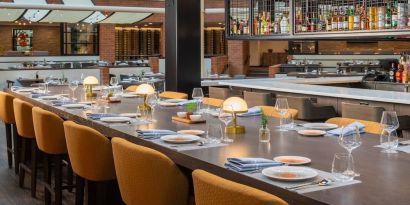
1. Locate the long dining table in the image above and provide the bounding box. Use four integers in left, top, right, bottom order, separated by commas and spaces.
7, 86, 410, 205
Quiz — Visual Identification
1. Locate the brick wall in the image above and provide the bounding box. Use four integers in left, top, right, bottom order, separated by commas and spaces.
227, 40, 249, 75
319, 40, 410, 54
99, 24, 116, 62
0, 24, 60, 55
211, 55, 228, 74
148, 57, 159, 73
99, 67, 110, 85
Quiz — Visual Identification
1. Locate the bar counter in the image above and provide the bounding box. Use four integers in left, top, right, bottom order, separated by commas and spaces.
6, 86, 410, 205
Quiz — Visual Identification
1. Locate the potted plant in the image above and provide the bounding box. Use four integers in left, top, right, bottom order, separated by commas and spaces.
259, 114, 271, 143
185, 102, 197, 120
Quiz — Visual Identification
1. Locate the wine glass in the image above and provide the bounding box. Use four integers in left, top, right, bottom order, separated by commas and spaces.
218, 105, 233, 142
110, 76, 119, 87
275, 98, 289, 131
68, 80, 79, 101
192, 88, 204, 112
338, 126, 362, 176
146, 94, 159, 123
380, 129, 399, 153
44, 75, 53, 93
380, 111, 400, 153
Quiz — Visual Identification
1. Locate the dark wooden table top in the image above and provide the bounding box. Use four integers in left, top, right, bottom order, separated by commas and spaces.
7, 86, 410, 205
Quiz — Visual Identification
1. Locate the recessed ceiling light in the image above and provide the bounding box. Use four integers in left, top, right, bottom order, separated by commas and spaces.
149, 23, 153, 25
218, 22, 222, 25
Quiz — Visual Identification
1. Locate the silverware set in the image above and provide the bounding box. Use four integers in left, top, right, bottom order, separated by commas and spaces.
285, 178, 332, 191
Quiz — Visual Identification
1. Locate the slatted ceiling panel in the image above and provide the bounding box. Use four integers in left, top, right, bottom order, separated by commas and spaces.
100, 12, 151, 24
40, 10, 93, 23
0, 9, 24, 22
14, 0, 49, 22
82, 12, 107, 24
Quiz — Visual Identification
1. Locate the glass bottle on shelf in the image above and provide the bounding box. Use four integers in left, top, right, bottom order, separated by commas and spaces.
390, 62, 397, 83
368, 7, 376, 30
254, 13, 260, 35
265, 12, 271, 34
392, 1, 398, 29
360, 4, 368, 30
280, 13, 289, 34
354, 4, 361, 30
231, 18, 238, 34
326, 12, 333, 31
398, 3, 408, 29
378, 6, 386, 30
332, 7, 339, 31
385, 4, 392, 29
348, 6, 355, 31
343, 7, 349, 31
338, 7, 344, 31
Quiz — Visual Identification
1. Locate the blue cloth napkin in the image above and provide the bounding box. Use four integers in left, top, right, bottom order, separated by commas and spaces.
327, 122, 365, 136
87, 113, 118, 120
31, 93, 49, 98
237, 106, 262, 117
225, 158, 282, 172
136, 129, 176, 136
51, 100, 72, 106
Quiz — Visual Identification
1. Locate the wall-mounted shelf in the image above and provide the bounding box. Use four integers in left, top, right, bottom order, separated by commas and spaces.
226, 0, 410, 40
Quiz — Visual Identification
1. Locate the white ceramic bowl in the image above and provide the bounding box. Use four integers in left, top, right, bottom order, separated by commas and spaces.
189, 115, 203, 122
177, 112, 187, 118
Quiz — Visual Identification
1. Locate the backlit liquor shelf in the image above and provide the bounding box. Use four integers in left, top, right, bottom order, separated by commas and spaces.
226, 0, 410, 39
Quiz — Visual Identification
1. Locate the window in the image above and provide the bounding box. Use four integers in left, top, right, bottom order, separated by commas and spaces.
63, 23, 98, 55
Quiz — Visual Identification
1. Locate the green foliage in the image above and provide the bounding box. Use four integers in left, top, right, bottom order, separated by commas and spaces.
186, 102, 197, 113
261, 114, 268, 129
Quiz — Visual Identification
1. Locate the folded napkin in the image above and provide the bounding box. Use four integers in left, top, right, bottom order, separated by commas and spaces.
225, 158, 282, 172
237, 106, 262, 117
31, 93, 49, 98
51, 100, 72, 106
86, 113, 118, 120
136, 129, 176, 138
327, 122, 365, 136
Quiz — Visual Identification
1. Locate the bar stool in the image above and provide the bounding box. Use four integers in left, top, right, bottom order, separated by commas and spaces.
341, 102, 385, 122
63, 121, 119, 205
159, 91, 188, 99
13, 98, 38, 197
326, 117, 383, 135
192, 170, 288, 205
209, 87, 231, 100
280, 95, 337, 121
258, 106, 298, 119
111, 137, 189, 205
244, 91, 274, 107
125, 85, 139, 92
202, 97, 224, 108
0, 92, 16, 169
32, 107, 72, 205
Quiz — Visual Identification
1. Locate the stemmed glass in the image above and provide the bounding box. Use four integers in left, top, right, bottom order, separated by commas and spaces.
380, 129, 399, 153
380, 111, 400, 153
68, 80, 79, 101
338, 126, 362, 177
218, 105, 233, 142
275, 98, 289, 131
146, 94, 159, 123
192, 88, 204, 112
44, 75, 53, 93
110, 76, 119, 87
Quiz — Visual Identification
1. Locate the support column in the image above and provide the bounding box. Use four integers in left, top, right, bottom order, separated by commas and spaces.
99, 24, 116, 63
165, 0, 202, 95
227, 40, 250, 76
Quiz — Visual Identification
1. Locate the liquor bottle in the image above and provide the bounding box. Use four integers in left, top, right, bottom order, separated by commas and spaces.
343, 7, 349, 31
348, 6, 355, 31
326, 10, 333, 31
265, 12, 271, 34
398, 3, 408, 29
273, 21, 279, 33
280, 13, 289, 34
396, 59, 404, 83
385, 4, 392, 29
260, 12, 266, 34
360, 4, 368, 30
354, 5, 361, 30
368, 7, 376, 30
390, 62, 397, 82
332, 7, 339, 31
338, 7, 345, 31
378, 6, 385, 30
401, 55, 408, 84
232, 18, 238, 34
243, 19, 249, 34
392, 1, 398, 29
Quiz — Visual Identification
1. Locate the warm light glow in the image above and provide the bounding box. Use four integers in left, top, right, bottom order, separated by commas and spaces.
83, 76, 99, 85
223, 97, 248, 113
135, 84, 155, 95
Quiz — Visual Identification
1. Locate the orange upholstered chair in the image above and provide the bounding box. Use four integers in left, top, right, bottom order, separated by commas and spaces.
326, 117, 383, 135
192, 169, 288, 205
202, 97, 224, 107
32, 107, 71, 205
126, 85, 139, 92
111, 137, 189, 205
63, 121, 117, 205
258, 106, 298, 119
159, 91, 188, 99
13, 98, 38, 197
0, 92, 16, 170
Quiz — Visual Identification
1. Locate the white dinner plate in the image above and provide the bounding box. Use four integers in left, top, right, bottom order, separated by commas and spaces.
177, 130, 205, 136
273, 156, 312, 165
159, 102, 178, 107
17, 88, 38, 93
119, 113, 140, 118
122, 93, 139, 98
262, 166, 318, 182
78, 101, 95, 105
164, 99, 187, 103
38, 95, 60, 100
61, 104, 86, 109
160, 134, 200, 144
297, 129, 327, 137
100, 117, 131, 123
303, 123, 338, 130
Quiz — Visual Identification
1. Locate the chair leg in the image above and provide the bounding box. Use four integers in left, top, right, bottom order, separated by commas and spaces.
13, 125, 20, 174
54, 155, 63, 205
75, 175, 85, 205
5, 123, 13, 169
30, 140, 37, 198
44, 154, 52, 205
18, 138, 27, 188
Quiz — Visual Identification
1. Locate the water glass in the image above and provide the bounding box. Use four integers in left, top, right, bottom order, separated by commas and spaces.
69, 81, 79, 101
331, 153, 355, 182
146, 94, 159, 123
219, 105, 234, 142
192, 88, 204, 112
275, 98, 289, 131
110, 76, 119, 87
380, 111, 400, 133
206, 123, 223, 144
282, 113, 295, 130
380, 129, 399, 153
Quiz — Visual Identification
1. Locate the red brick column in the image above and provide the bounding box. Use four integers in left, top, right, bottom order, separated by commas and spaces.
160, 23, 165, 57
210, 55, 228, 74
149, 57, 159, 73
99, 24, 116, 63
227, 40, 249, 76
100, 67, 110, 85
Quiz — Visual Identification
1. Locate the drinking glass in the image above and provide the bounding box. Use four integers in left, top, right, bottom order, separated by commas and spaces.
110, 76, 119, 87
275, 98, 289, 131
380, 111, 400, 153
339, 126, 362, 176
192, 88, 204, 112
331, 153, 355, 182
146, 94, 159, 123
380, 129, 399, 153
218, 105, 233, 142
69, 80, 79, 101
44, 75, 53, 93
206, 123, 223, 144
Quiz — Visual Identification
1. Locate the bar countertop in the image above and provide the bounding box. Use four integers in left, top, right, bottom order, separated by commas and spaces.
215, 77, 410, 105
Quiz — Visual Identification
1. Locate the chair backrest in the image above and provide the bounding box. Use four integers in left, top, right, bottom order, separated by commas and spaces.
32, 107, 67, 155
244, 91, 274, 108
192, 170, 288, 205
341, 102, 385, 122
202, 97, 224, 107
326, 117, 383, 135
258, 106, 298, 119
0, 91, 15, 124
111, 137, 189, 205
159, 91, 188, 99
13, 98, 35, 138
125, 85, 139, 92
209, 87, 230, 100
63, 121, 116, 181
